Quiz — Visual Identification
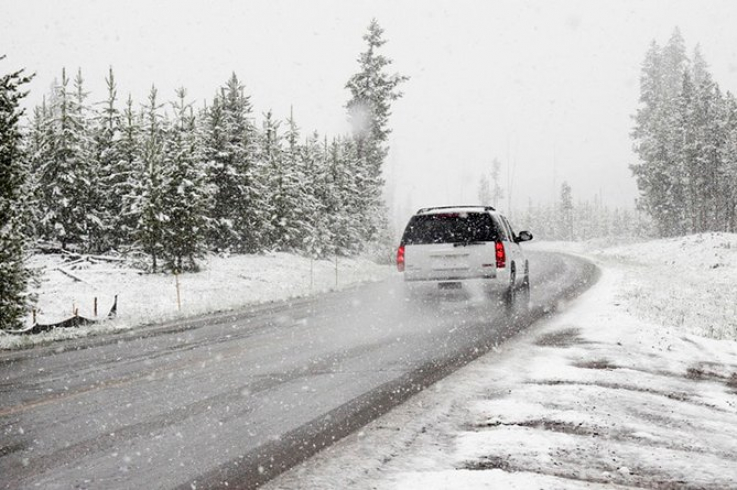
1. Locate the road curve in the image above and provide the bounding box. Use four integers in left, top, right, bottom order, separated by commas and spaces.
0, 251, 597, 489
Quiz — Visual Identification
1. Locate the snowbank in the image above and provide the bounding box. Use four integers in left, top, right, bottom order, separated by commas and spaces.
531, 233, 737, 340
266, 234, 737, 489
0, 252, 392, 350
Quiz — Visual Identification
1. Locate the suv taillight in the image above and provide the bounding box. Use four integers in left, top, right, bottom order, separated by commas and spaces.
397, 245, 405, 272
495, 241, 506, 268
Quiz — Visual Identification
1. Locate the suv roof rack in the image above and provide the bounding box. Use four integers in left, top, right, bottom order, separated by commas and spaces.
416, 205, 496, 214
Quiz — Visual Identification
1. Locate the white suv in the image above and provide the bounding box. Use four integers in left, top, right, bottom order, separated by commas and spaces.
396, 206, 533, 304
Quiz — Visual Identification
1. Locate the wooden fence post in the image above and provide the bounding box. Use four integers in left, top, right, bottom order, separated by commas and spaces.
175, 272, 182, 311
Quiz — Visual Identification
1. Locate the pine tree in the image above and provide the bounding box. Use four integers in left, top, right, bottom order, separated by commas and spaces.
301, 132, 332, 258
491, 158, 504, 208
721, 92, 737, 231
94, 67, 127, 251
26, 97, 51, 242
477, 174, 491, 205
327, 136, 362, 254
631, 30, 691, 237
118, 94, 143, 247
203, 73, 264, 252
136, 85, 166, 271
0, 58, 34, 330
559, 181, 574, 240
36, 68, 97, 250
159, 88, 209, 272
261, 110, 286, 249
279, 109, 316, 251
71, 69, 105, 251
345, 19, 408, 243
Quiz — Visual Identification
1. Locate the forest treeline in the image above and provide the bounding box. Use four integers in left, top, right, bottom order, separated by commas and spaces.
27, 69, 386, 271
632, 28, 737, 236
0, 20, 407, 330
518, 182, 651, 241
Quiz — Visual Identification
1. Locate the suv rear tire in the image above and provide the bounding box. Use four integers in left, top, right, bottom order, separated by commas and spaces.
503, 265, 516, 308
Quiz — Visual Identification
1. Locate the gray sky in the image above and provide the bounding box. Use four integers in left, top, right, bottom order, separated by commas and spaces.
4, 0, 737, 225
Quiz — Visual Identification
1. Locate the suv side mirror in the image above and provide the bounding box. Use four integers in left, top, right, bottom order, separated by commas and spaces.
516, 230, 533, 242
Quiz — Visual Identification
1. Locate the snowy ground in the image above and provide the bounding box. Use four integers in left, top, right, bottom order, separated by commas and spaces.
266, 234, 737, 489
0, 252, 391, 350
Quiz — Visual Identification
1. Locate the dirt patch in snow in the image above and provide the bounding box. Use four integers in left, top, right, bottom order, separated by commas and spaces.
530, 379, 693, 403
533, 327, 586, 347
461, 456, 515, 472
574, 358, 619, 370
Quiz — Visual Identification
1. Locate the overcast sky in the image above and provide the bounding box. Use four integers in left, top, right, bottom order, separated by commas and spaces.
4, 0, 737, 225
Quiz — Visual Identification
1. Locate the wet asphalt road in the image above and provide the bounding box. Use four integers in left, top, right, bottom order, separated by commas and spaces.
0, 251, 597, 489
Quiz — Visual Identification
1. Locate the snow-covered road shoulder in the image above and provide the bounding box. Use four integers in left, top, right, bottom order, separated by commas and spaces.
0, 252, 392, 350
267, 235, 737, 490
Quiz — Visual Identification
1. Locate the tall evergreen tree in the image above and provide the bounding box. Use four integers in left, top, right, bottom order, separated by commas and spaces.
94, 67, 128, 250
35, 68, 97, 250
301, 131, 332, 257
278, 109, 316, 251
0, 58, 34, 330
345, 19, 408, 243
203, 73, 264, 252
559, 181, 574, 240
632, 29, 737, 236
135, 85, 166, 271
326, 136, 362, 254
721, 92, 737, 231
491, 157, 504, 208
477, 174, 491, 205
632, 30, 691, 236
117, 94, 143, 247
160, 88, 209, 272
261, 110, 287, 249
71, 69, 105, 251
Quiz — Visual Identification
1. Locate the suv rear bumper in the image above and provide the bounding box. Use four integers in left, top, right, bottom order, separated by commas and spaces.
402, 276, 511, 295
403, 267, 511, 287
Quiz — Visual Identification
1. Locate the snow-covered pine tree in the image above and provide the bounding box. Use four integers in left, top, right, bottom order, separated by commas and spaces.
36, 68, 96, 250
260, 110, 289, 250
721, 92, 737, 231
0, 58, 34, 330
631, 29, 691, 237
117, 94, 143, 247
477, 174, 491, 206
280, 109, 316, 251
202, 91, 230, 250
70, 69, 105, 252
491, 158, 504, 208
345, 19, 408, 244
93, 67, 128, 251
559, 181, 574, 241
327, 136, 362, 254
692, 64, 725, 231
301, 131, 333, 258
159, 88, 209, 272
675, 70, 697, 233
203, 73, 265, 253
135, 85, 167, 271
26, 97, 52, 242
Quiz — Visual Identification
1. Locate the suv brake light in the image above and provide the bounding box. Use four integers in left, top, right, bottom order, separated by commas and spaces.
495, 241, 506, 268
397, 245, 405, 272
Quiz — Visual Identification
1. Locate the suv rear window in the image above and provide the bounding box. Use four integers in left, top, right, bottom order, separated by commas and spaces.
401, 212, 499, 245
